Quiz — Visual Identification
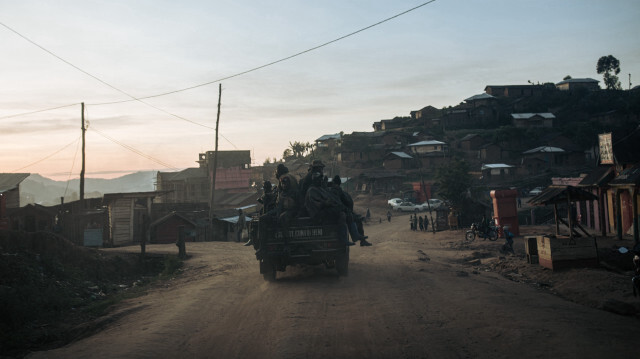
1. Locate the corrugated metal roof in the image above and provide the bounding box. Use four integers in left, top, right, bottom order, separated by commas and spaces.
389, 152, 412, 159
150, 211, 196, 227
460, 133, 480, 141
0, 173, 30, 192
578, 166, 615, 187
408, 140, 445, 146
315, 133, 341, 141
481, 163, 513, 170
610, 164, 640, 186
511, 113, 556, 119
465, 93, 495, 102
556, 78, 599, 85
219, 205, 257, 223
528, 185, 598, 206
522, 146, 565, 154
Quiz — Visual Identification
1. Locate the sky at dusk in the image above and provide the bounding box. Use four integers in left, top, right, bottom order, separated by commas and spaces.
1, 0, 639, 180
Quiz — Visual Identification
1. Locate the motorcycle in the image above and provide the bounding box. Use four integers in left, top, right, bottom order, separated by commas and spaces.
465, 222, 498, 241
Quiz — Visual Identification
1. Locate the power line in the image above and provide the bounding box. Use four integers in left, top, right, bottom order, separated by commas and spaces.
0, 102, 80, 120
10, 136, 81, 172
1, 1, 435, 113
0, 21, 231, 143
1, 1, 435, 151
88, 0, 437, 105
0, 21, 143, 103
89, 126, 180, 170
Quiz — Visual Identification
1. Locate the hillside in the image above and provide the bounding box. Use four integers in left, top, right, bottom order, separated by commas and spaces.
20, 171, 157, 206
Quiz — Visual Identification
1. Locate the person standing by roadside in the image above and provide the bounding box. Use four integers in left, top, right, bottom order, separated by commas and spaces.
387, 210, 392, 222
418, 216, 424, 231
236, 209, 246, 243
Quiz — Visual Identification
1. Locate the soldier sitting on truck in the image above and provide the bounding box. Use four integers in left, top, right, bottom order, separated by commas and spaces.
304, 171, 353, 246
257, 180, 276, 215
298, 159, 327, 216
330, 175, 372, 246
261, 173, 299, 243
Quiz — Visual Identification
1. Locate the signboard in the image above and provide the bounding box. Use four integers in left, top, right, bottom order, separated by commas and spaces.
598, 132, 614, 165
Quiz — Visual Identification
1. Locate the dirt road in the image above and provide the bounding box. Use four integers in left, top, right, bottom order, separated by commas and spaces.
29, 213, 640, 359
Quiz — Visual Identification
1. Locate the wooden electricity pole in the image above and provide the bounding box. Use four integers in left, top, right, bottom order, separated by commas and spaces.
80, 102, 86, 203
208, 84, 222, 227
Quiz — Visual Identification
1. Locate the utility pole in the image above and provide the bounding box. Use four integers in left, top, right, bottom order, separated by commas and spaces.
208, 84, 222, 230
80, 102, 86, 203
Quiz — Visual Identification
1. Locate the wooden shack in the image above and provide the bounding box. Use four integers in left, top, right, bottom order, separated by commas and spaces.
150, 212, 197, 244
527, 185, 600, 270
103, 192, 157, 247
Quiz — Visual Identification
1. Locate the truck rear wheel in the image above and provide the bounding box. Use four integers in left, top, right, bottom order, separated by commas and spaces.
260, 260, 277, 282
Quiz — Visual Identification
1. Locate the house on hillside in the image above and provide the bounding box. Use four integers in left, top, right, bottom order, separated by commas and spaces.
464, 93, 498, 125
481, 163, 515, 183
464, 93, 497, 107
555, 78, 599, 91
315, 133, 341, 150
484, 84, 544, 98
522, 146, 570, 166
337, 132, 387, 165
383, 152, 414, 170
406, 140, 449, 171
441, 108, 468, 129
541, 133, 581, 152
511, 113, 555, 128
459, 134, 484, 151
410, 105, 441, 121
371, 117, 414, 132
407, 140, 448, 155
356, 171, 404, 194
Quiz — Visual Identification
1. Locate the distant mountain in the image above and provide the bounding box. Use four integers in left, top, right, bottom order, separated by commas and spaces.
21, 171, 157, 206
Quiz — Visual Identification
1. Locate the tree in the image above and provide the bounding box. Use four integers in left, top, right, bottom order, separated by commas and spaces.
434, 159, 473, 210
563, 75, 572, 80
282, 148, 293, 160
597, 55, 622, 90
288, 141, 313, 159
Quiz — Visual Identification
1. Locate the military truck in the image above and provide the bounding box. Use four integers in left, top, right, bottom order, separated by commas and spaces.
249, 216, 349, 281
